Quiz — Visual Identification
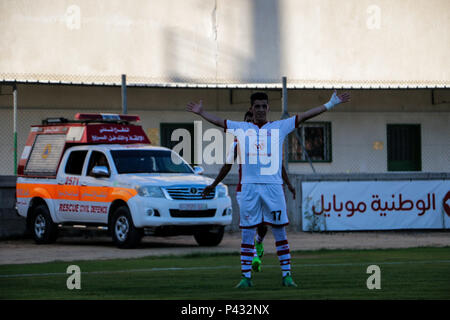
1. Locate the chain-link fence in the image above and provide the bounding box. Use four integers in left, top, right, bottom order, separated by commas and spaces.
0, 84, 449, 176
0, 107, 449, 176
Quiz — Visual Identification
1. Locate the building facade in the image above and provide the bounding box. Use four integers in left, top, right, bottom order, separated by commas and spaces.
1, 0, 449, 175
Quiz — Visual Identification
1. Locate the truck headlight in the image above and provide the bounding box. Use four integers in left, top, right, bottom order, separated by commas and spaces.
217, 185, 228, 198
136, 186, 165, 198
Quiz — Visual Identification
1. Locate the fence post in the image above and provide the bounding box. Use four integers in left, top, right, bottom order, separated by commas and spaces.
121, 74, 127, 115
282, 76, 289, 172
13, 84, 17, 175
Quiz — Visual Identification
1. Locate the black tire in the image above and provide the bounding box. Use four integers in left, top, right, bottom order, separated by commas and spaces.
194, 226, 224, 247
31, 204, 58, 244
110, 206, 143, 249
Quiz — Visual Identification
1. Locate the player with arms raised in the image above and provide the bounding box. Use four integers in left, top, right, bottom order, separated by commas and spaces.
201, 110, 296, 274
187, 90, 350, 288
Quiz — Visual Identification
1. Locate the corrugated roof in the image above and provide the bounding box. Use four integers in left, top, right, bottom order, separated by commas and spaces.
1, 78, 449, 89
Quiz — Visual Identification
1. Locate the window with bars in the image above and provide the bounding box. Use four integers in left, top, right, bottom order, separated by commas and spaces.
160, 123, 195, 165
288, 122, 332, 162
387, 124, 421, 171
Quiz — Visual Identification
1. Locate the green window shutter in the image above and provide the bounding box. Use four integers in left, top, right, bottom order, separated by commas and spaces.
160, 123, 195, 165
387, 124, 421, 171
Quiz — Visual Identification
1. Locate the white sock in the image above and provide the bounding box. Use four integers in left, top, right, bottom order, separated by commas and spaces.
241, 228, 257, 278
272, 227, 292, 277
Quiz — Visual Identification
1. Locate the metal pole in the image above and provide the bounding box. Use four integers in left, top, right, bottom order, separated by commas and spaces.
13, 84, 17, 175
121, 74, 127, 114
281, 77, 316, 174
281, 76, 289, 172
282, 77, 288, 117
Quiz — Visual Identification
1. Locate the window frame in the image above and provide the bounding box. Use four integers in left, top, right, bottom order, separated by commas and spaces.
288, 121, 332, 163
386, 124, 422, 172
160, 122, 195, 165
64, 150, 88, 176
85, 150, 111, 178
110, 149, 194, 174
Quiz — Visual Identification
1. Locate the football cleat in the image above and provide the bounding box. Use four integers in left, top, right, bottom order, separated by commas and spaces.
235, 276, 253, 288
255, 241, 264, 258
282, 273, 298, 287
252, 256, 262, 272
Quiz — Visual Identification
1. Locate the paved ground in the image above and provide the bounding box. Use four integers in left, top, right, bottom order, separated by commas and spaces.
0, 230, 449, 265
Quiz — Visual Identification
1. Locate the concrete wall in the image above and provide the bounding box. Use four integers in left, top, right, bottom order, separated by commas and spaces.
0, 176, 26, 239
1, 0, 449, 86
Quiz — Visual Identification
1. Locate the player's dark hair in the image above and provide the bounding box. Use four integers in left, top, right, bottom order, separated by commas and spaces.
250, 92, 268, 106
244, 111, 253, 120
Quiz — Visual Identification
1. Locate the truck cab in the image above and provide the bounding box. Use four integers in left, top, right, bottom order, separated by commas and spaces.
16, 114, 232, 248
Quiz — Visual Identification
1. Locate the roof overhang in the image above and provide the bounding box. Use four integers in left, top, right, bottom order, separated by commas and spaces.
1, 78, 449, 90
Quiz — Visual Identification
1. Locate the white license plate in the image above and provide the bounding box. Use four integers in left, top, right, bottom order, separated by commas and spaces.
179, 203, 208, 210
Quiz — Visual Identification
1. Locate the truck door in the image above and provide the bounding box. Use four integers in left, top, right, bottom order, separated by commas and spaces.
56, 150, 88, 222
79, 150, 112, 224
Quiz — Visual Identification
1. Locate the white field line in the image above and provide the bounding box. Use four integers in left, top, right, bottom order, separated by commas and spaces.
1, 259, 449, 279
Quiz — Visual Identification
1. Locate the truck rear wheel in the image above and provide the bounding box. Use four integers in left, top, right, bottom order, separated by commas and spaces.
111, 206, 143, 249
31, 205, 58, 244
194, 226, 224, 247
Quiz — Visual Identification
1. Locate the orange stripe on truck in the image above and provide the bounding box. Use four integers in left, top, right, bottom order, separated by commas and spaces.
16, 183, 137, 202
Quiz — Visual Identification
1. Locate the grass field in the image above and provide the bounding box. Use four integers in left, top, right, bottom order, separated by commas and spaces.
0, 247, 449, 300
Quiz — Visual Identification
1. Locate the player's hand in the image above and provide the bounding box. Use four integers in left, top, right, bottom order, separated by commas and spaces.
186, 100, 204, 115
202, 184, 215, 198
288, 184, 296, 200
325, 90, 350, 110
336, 90, 351, 104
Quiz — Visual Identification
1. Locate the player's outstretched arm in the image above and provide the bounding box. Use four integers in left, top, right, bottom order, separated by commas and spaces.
202, 164, 232, 198
186, 100, 225, 128
296, 90, 350, 126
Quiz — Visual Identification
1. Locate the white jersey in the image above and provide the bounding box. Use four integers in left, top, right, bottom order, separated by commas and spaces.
225, 116, 297, 184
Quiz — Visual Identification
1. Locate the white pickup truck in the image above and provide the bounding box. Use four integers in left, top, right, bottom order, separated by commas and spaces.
16, 114, 232, 248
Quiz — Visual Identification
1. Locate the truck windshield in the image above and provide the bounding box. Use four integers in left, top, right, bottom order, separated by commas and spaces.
111, 150, 193, 174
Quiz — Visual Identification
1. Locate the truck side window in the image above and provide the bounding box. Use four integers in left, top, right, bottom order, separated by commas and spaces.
87, 151, 110, 177
65, 151, 88, 175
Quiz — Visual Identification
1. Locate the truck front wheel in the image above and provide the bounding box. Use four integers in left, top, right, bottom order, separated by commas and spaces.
111, 206, 143, 249
31, 205, 58, 244
194, 226, 224, 247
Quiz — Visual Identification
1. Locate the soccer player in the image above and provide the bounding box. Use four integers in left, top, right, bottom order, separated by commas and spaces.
187, 90, 350, 288
201, 110, 296, 273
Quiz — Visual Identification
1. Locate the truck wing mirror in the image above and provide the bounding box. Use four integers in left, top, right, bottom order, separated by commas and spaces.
193, 166, 204, 175
91, 166, 110, 178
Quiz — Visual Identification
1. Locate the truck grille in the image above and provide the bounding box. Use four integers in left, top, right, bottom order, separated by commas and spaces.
165, 186, 214, 200
169, 209, 216, 218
